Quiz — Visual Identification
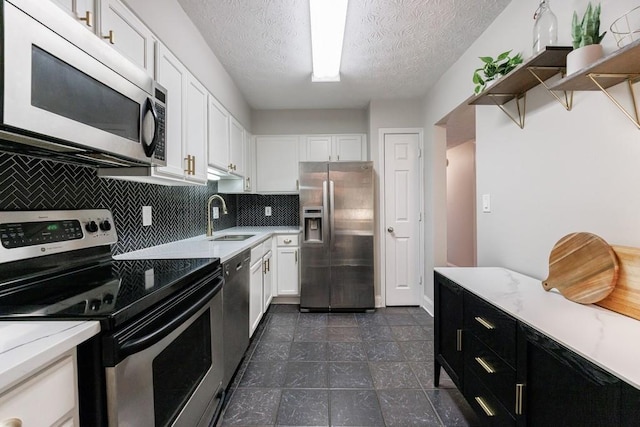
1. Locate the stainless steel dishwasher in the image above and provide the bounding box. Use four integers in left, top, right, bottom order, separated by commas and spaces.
222, 249, 251, 388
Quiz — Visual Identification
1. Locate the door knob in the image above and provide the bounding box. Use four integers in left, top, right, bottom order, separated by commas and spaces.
387, 227, 394, 233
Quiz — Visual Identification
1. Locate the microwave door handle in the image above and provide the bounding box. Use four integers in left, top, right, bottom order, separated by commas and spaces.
117, 277, 222, 360
141, 97, 158, 157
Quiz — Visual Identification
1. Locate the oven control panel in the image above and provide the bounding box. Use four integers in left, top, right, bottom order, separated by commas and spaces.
0, 209, 117, 263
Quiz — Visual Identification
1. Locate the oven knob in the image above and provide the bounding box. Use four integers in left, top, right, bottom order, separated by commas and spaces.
99, 220, 112, 231
85, 221, 99, 233
103, 293, 114, 304
89, 299, 101, 311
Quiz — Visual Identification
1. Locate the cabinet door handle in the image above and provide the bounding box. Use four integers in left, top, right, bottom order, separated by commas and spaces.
475, 316, 495, 330
474, 396, 495, 417
456, 329, 463, 351
79, 10, 92, 27
295, 249, 298, 263
103, 29, 115, 44
515, 383, 525, 415
296, 179, 299, 190
263, 260, 266, 274
474, 357, 495, 374
185, 155, 194, 174
191, 156, 196, 174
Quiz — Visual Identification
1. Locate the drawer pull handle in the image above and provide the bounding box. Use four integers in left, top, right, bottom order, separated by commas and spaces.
456, 329, 463, 351
515, 383, 525, 415
284, 239, 292, 244
475, 357, 495, 374
474, 396, 495, 417
475, 316, 495, 330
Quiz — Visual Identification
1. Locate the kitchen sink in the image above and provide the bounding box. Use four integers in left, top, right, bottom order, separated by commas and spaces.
211, 234, 255, 242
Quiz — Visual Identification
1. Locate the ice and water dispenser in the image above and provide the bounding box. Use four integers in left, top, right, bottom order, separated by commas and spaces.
302, 207, 323, 243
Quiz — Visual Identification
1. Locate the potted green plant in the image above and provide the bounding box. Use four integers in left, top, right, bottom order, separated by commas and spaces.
566, 2, 606, 75
472, 50, 523, 94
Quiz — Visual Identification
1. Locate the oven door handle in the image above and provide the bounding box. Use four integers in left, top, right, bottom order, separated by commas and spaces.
118, 277, 222, 360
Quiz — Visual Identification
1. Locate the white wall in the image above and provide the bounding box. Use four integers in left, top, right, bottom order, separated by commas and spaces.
123, 0, 251, 128
446, 140, 476, 267
251, 109, 368, 135
368, 99, 426, 305
422, 0, 640, 311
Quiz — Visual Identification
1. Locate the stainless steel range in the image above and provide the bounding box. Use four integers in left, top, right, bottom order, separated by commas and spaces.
0, 209, 224, 427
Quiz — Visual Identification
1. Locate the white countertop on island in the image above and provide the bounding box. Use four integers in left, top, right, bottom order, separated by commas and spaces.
114, 226, 301, 263
0, 321, 100, 392
435, 267, 640, 390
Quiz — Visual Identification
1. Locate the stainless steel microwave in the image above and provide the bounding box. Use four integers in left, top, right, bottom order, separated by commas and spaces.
0, 0, 167, 167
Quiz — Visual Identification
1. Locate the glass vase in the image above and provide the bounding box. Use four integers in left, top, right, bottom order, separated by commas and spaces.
532, 0, 558, 55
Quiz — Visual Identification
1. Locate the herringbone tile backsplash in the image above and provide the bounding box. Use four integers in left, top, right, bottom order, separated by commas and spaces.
0, 153, 299, 255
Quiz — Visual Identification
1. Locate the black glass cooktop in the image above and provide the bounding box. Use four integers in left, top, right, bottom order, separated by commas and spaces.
0, 257, 220, 330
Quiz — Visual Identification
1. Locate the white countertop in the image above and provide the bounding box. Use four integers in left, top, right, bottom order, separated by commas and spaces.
114, 226, 301, 263
435, 267, 640, 390
0, 321, 100, 392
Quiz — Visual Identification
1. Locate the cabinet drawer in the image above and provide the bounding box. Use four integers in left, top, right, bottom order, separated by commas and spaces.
0, 354, 77, 425
465, 291, 516, 367
277, 234, 298, 246
466, 334, 516, 415
464, 369, 515, 426
251, 244, 264, 263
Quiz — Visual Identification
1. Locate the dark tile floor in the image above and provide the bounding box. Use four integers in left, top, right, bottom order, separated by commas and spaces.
218, 305, 479, 426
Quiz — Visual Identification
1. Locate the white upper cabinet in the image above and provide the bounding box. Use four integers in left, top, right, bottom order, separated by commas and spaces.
207, 96, 230, 171
155, 43, 186, 180
99, 0, 156, 78
155, 42, 206, 184
304, 135, 332, 161
335, 134, 368, 161
184, 75, 208, 184
207, 97, 245, 177
255, 136, 300, 193
50, 0, 96, 31
229, 117, 245, 176
301, 134, 368, 162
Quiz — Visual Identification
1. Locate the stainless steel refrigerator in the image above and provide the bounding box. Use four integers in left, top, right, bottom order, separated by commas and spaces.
299, 161, 375, 310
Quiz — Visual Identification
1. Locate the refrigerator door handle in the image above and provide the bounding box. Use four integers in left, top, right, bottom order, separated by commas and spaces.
323, 180, 329, 245
329, 180, 335, 247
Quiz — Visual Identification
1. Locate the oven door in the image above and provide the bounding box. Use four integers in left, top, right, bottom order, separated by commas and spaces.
2, 1, 164, 166
104, 274, 224, 427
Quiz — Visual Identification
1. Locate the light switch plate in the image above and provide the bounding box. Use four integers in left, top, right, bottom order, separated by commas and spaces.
142, 206, 152, 226
482, 194, 491, 213
213, 207, 220, 219
265, 206, 272, 216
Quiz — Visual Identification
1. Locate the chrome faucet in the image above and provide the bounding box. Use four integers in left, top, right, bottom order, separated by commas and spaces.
206, 194, 228, 237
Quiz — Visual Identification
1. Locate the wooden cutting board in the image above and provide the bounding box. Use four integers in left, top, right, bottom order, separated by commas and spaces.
596, 245, 640, 320
542, 232, 619, 304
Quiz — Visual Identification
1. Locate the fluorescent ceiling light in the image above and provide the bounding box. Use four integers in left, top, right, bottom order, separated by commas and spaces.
310, 0, 348, 82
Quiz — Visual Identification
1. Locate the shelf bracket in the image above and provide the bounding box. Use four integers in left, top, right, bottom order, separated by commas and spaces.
528, 66, 573, 111
588, 73, 640, 129
487, 93, 526, 129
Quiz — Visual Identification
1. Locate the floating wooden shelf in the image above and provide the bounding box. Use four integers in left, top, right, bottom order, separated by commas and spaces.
469, 46, 573, 128
470, 46, 573, 106
548, 39, 640, 129
549, 39, 640, 92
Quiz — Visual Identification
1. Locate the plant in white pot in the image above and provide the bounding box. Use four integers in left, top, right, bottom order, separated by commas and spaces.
566, 2, 606, 75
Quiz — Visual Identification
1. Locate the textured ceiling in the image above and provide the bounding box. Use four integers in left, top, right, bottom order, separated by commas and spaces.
177, 0, 512, 110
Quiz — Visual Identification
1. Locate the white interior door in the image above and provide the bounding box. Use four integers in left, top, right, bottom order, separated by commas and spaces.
384, 133, 420, 305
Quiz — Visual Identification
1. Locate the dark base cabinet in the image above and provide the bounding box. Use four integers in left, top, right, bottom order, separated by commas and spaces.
434, 271, 640, 427
517, 323, 625, 427
434, 272, 464, 389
